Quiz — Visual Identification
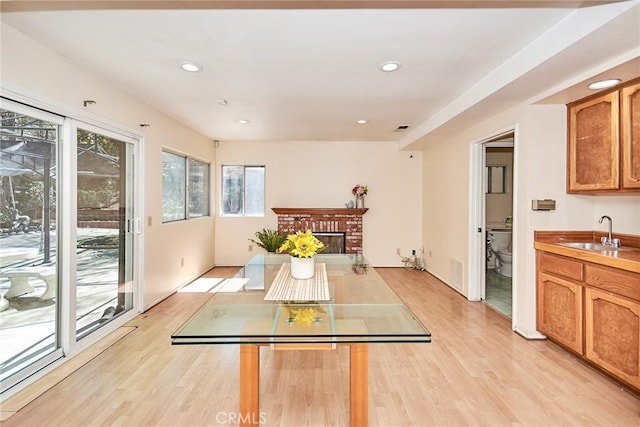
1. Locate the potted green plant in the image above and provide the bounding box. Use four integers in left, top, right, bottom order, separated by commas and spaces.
249, 228, 288, 253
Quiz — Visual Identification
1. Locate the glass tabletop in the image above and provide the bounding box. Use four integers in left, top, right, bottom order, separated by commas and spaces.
171, 254, 431, 345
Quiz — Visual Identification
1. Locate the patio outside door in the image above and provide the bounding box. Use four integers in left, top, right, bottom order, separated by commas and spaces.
0, 103, 63, 393
75, 126, 135, 340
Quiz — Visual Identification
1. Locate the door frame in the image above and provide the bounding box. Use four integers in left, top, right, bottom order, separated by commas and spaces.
67, 120, 143, 353
468, 126, 517, 325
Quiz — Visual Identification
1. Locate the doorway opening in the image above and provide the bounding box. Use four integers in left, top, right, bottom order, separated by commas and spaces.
469, 129, 515, 320
484, 139, 514, 317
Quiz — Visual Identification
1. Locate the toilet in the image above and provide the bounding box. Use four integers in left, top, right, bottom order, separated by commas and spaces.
488, 229, 512, 278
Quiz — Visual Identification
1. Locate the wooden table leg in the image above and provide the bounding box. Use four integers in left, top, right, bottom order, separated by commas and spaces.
240, 344, 260, 426
350, 343, 368, 426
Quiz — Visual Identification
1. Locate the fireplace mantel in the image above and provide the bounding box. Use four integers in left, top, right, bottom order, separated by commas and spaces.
272, 207, 368, 254
272, 208, 368, 216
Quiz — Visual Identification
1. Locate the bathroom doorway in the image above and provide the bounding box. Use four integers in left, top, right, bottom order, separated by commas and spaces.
469, 129, 515, 319
484, 137, 514, 317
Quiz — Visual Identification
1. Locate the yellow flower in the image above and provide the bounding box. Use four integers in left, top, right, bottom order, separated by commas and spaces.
285, 303, 326, 325
289, 307, 318, 325
278, 230, 325, 258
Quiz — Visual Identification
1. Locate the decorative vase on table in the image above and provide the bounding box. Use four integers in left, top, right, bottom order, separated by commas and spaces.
278, 230, 326, 280
290, 256, 315, 280
355, 195, 365, 209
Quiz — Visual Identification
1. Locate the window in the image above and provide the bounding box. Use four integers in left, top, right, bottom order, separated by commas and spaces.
162, 151, 210, 222
188, 158, 209, 218
221, 165, 265, 216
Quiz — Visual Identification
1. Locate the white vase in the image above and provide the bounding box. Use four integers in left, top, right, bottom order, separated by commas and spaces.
290, 256, 315, 279
355, 195, 365, 209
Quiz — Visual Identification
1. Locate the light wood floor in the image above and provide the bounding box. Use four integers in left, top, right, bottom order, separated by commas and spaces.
2, 267, 639, 426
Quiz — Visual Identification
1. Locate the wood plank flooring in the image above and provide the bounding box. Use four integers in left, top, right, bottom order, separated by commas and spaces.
2, 267, 639, 426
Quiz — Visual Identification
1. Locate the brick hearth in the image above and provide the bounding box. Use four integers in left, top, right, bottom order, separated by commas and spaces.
272, 208, 368, 254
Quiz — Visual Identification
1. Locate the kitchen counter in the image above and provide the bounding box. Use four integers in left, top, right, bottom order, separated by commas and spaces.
534, 231, 640, 274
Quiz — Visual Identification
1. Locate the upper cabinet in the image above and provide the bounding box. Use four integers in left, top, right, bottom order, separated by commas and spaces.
567, 77, 640, 194
621, 81, 640, 189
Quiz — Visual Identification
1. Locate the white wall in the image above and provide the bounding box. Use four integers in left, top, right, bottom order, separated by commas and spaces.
1, 23, 216, 309
215, 140, 422, 267
423, 103, 640, 337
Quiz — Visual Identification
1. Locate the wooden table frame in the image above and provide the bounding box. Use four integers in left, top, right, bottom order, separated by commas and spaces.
239, 343, 368, 426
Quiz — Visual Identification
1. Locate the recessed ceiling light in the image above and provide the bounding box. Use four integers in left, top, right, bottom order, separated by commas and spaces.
380, 61, 401, 72
588, 78, 621, 90
236, 119, 250, 124
180, 62, 202, 72
357, 119, 368, 124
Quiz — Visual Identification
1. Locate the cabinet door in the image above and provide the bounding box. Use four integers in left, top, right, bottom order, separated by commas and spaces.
585, 288, 640, 389
537, 272, 583, 354
567, 91, 619, 192
621, 81, 640, 189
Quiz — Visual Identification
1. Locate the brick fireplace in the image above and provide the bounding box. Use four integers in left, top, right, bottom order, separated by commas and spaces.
272, 208, 368, 254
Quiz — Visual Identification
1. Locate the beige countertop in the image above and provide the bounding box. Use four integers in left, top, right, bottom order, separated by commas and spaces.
534, 230, 640, 274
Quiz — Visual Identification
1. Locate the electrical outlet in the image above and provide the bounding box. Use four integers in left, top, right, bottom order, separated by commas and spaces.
249, 244, 253, 252
180, 257, 185, 267
429, 250, 433, 258
396, 248, 400, 256
147, 216, 152, 227
412, 249, 416, 255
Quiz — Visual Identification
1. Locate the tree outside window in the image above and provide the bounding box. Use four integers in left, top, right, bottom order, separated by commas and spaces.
221, 165, 264, 216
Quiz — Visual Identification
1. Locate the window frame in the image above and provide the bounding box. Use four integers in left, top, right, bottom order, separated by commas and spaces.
220, 164, 265, 217
162, 150, 210, 223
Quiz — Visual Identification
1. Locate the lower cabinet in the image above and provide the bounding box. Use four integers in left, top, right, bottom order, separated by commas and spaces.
537, 272, 583, 354
585, 288, 640, 389
536, 249, 640, 392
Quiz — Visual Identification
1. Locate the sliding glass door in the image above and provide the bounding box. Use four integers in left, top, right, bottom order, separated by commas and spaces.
0, 99, 140, 396
0, 102, 62, 392
75, 126, 135, 340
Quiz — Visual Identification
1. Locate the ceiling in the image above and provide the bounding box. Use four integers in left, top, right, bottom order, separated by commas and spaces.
1, 1, 639, 149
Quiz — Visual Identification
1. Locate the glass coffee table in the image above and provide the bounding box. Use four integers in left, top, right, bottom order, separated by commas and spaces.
172, 254, 431, 426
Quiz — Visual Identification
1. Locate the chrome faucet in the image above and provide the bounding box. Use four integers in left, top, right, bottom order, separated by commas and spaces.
598, 215, 620, 247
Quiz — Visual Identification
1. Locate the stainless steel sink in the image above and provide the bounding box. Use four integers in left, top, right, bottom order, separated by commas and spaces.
558, 242, 632, 251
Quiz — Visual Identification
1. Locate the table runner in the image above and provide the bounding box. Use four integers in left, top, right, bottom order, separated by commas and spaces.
264, 262, 330, 301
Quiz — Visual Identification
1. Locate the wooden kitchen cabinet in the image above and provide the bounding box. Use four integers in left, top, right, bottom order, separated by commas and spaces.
536, 252, 584, 354
537, 271, 583, 354
567, 91, 619, 192
584, 288, 640, 389
535, 241, 640, 392
621, 81, 640, 189
567, 77, 640, 194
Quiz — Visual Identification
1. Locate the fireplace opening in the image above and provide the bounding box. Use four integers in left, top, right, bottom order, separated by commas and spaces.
314, 232, 346, 254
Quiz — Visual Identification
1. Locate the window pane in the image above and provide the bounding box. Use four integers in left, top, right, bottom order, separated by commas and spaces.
0, 107, 60, 390
188, 158, 209, 218
76, 128, 134, 340
245, 166, 265, 216
162, 152, 186, 222
222, 165, 244, 215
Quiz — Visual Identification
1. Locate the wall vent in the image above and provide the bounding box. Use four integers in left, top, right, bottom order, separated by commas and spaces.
449, 258, 464, 292
395, 125, 411, 131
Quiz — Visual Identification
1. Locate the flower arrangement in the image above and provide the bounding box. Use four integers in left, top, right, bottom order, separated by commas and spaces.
278, 229, 326, 258
352, 254, 368, 274
284, 303, 326, 325
352, 261, 368, 275
352, 184, 368, 197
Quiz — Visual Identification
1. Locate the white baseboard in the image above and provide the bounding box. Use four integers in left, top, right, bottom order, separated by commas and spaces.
513, 325, 546, 340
